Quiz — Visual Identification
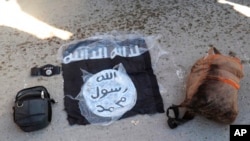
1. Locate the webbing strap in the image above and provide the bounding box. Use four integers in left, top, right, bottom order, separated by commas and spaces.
207, 75, 240, 90
166, 105, 194, 129
205, 54, 241, 90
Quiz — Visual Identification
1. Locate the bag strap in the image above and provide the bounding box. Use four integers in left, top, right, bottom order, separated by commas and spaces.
166, 105, 195, 129
15, 86, 49, 101
15, 86, 57, 106
50, 98, 56, 104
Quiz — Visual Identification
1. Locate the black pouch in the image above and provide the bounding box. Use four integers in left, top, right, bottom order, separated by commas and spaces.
13, 86, 56, 132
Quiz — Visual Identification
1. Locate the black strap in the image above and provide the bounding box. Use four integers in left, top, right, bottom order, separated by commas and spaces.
16, 86, 50, 101
15, 86, 56, 108
31, 64, 61, 77
166, 105, 195, 129
50, 99, 56, 104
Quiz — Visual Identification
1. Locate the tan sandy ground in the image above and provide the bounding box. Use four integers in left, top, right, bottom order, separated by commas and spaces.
0, 0, 250, 141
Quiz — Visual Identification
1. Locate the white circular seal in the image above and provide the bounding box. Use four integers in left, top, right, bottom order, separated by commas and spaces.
82, 69, 136, 118
45, 69, 52, 76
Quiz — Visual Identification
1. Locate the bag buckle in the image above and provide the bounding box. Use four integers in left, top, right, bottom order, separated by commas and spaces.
41, 91, 45, 99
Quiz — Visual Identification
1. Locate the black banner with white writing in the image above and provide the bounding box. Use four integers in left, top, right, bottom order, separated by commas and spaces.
230, 125, 250, 141
62, 38, 164, 125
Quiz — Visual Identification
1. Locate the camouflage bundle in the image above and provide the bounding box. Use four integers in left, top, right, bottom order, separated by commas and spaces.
167, 47, 244, 129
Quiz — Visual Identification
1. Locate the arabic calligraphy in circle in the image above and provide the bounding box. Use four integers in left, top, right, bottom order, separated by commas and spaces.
82, 69, 137, 118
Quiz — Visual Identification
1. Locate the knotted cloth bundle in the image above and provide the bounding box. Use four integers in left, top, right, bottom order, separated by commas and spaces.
167, 47, 244, 129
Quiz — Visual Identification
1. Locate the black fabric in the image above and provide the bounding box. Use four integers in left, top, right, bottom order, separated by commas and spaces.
31, 64, 61, 77
62, 39, 164, 125
13, 86, 55, 132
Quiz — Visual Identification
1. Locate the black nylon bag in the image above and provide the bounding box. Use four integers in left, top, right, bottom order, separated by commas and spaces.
13, 86, 55, 132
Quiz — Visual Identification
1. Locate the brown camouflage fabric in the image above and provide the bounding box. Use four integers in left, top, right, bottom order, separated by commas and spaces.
167, 47, 244, 128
